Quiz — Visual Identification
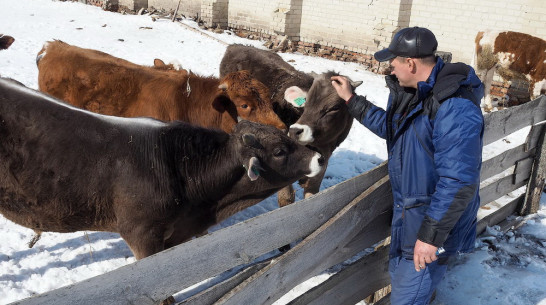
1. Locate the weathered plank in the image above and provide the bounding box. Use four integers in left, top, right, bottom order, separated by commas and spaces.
177, 257, 275, 305
483, 96, 546, 146
520, 123, 546, 215
12, 163, 388, 305
476, 195, 523, 235
513, 157, 534, 184
178, 206, 392, 305
373, 293, 391, 305
479, 167, 530, 205
287, 246, 390, 305
525, 122, 546, 152
342, 208, 392, 256
213, 176, 393, 305
480, 144, 534, 182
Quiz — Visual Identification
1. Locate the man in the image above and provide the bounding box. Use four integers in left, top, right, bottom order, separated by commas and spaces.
332, 27, 484, 304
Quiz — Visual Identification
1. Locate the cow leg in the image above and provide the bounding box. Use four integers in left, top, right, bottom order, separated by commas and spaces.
120, 225, 166, 260
164, 213, 214, 249
300, 167, 327, 199
482, 68, 496, 112
532, 79, 546, 100
277, 184, 296, 207
28, 230, 42, 248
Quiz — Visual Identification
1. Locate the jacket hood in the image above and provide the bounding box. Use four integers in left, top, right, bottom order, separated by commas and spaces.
419, 57, 484, 106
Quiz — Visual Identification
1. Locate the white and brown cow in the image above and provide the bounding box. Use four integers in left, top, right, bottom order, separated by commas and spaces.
474, 30, 546, 111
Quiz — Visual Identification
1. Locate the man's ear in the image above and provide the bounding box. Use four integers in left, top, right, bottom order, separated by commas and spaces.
407, 58, 416, 69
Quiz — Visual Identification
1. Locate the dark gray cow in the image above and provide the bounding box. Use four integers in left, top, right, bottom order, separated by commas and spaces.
220, 44, 361, 205
0, 35, 14, 50
0, 77, 323, 260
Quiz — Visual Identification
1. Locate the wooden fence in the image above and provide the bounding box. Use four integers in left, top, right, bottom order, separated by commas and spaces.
10, 96, 546, 305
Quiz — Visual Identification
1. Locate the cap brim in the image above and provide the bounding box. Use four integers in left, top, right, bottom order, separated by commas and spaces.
374, 49, 397, 62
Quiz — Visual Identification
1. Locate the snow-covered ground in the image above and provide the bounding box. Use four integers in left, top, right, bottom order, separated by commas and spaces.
0, 1, 544, 304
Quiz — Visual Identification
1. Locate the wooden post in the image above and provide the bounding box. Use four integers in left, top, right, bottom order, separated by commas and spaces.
519, 124, 546, 215
172, 0, 182, 22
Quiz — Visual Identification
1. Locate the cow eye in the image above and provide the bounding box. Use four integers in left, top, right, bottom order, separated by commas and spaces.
273, 147, 286, 157
241, 104, 249, 109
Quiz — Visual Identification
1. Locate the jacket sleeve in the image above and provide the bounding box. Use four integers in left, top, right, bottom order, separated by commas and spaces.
417, 97, 484, 247
346, 95, 388, 139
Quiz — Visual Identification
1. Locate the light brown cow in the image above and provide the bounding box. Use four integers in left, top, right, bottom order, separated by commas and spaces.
475, 30, 546, 111
36, 40, 286, 133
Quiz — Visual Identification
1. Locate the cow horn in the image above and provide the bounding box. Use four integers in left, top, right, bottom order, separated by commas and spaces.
350, 80, 363, 88
218, 83, 228, 90
242, 133, 261, 148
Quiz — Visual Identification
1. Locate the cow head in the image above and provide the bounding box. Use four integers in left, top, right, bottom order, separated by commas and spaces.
288, 71, 362, 148
217, 71, 287, 132
0, 35, 15, 50
233, 120, 323, 183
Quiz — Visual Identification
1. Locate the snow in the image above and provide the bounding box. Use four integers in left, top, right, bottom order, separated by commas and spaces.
0, 0, 545, 304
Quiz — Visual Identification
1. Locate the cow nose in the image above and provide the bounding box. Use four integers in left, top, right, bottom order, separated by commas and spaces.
289, 126, 303, 139
317, 155, 325, 167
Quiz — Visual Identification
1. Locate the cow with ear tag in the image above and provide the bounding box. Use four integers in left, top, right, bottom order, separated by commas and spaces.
220, 44, 362, 206
0, 79, 322, 262
163, 120, 324, 247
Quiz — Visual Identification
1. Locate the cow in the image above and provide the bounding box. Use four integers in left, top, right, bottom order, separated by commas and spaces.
0, 77, 323, 261
474, 30, 546, 111
36, 40, 286, 133
0, 34, 14, 50
220, 44, 361, 206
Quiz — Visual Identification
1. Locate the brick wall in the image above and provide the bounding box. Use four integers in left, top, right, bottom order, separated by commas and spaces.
407, 0, 546, 64
147, 0, 201, 16
94, 0, 546, 67
226, 0, 283, 36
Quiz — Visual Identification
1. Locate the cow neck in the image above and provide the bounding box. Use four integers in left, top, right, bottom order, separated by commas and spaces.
163, 123, 244, 202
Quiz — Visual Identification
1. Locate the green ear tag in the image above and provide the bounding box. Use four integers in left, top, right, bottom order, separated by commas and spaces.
294, 97, 306, 107
252, 167, 260, 176
243, 164, 261, 177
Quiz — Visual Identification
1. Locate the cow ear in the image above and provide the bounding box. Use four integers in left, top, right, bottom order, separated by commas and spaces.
212, 95, 229, 112
284, 86, 307, 108
244, 156, 263, 181
153, 58, 166, 68
350, 80, 363, 88
0, 35, 15, 50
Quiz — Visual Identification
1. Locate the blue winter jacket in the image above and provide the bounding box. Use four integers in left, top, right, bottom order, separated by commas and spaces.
347, 58, 484, 258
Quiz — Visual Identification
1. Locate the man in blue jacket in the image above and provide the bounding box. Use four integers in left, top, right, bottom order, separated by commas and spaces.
332, 27, 484, 304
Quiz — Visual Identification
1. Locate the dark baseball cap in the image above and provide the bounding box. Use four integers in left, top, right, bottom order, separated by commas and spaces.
374, 27, 438, 62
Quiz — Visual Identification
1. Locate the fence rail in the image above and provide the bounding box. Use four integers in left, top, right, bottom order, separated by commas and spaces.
11, 96, 546, 305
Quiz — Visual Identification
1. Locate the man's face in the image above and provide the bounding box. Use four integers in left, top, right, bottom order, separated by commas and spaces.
389, 57, 415, 88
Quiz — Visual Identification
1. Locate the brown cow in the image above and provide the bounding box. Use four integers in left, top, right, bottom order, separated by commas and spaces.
0, 35, 14, 50
475, 30, 546, 111
220, 44, 361, 206
36, 40, 286, 133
